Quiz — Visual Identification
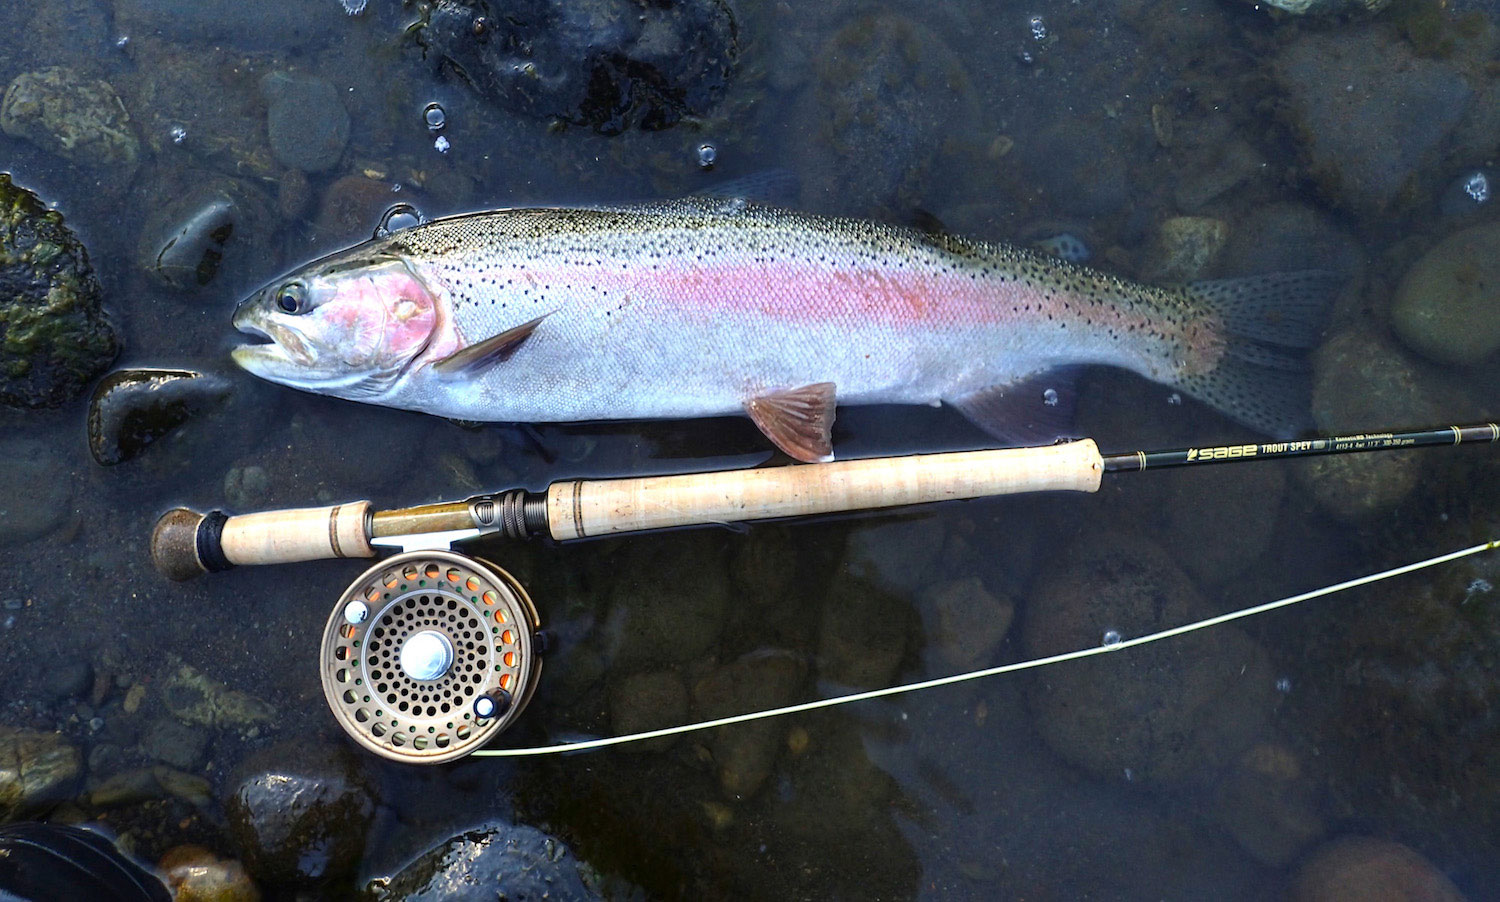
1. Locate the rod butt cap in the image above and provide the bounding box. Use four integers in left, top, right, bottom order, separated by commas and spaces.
151, 508, 208, 581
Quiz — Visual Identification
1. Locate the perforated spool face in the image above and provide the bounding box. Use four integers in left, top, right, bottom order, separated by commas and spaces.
321, 550, 541, 763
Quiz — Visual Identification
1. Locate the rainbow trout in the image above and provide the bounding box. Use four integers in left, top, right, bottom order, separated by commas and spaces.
232, 198, 1331, 460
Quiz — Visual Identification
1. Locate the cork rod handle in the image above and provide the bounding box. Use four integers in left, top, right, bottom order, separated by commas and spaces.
151, 502, 375, 581
546, 439, 1104, 540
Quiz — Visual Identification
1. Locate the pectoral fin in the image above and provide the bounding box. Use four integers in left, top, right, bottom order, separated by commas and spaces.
432, 312, 549, 376
745, 382, 837, 463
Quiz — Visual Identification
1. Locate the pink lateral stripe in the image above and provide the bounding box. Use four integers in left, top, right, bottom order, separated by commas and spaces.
602, 263, 1010, 327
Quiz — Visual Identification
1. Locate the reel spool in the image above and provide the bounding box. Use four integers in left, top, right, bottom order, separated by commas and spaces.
320, 550, 542, 763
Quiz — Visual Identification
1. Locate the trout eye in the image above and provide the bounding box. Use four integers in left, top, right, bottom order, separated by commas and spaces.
275, 282, 307, 314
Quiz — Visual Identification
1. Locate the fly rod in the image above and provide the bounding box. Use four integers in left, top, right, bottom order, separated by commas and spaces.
148, 421, 1499, 764
150, 422, 1499, 581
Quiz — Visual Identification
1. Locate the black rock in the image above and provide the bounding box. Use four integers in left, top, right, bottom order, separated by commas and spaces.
87, 368, 231, 466
414, 0, 738, 134
225, 741, 377, 887
0, 822, 170, 902
138, 177, 275, 291
0, 172, 119, 409
365, 821, 602, 901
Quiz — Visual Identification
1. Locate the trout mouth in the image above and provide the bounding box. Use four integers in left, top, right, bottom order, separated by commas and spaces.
231, 316, 316, 372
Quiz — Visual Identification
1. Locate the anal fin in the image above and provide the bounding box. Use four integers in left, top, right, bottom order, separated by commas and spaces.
949, 369, 1081, 448
745, 382, 837, 463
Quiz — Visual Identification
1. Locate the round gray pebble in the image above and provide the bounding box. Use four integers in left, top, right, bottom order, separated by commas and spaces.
260, 71, 350, 173
0, 439, 72, 548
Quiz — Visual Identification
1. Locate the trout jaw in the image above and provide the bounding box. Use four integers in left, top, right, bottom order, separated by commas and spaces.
231, 296, 337, 385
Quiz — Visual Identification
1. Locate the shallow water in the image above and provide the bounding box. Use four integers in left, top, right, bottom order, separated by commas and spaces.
2, 0, 1500, 898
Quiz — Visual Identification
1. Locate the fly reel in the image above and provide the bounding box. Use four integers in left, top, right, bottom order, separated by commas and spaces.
320, 550, 542, 764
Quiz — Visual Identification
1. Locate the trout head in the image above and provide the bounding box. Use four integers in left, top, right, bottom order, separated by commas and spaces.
232, 251, 440, 399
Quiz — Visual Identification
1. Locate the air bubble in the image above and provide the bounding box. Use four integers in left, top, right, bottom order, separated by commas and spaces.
1465, 578, 1494, 604
375, 203, 425, 238
696, 143, 717, 170
423, 102, 447, 131
1101, 629, 1122, 647
1029, 15, 1047, 41
1042, 388, 1059, 407
1440, 168, 1497, 217
1464, 171, 1491, 204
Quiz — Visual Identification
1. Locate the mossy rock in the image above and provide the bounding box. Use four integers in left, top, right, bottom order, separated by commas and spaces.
0, 173, 118, 408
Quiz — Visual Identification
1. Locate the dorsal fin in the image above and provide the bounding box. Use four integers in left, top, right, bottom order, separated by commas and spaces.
744, 382, 837, 462
432, 312, 550, 376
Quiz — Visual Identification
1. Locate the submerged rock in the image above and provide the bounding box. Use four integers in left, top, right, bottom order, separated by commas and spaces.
225, 742, 376, 886
779, 721, 897, 840
1024, 535, 1276, 785
364, 821, 602, 901
161, 661, 275, 729
0, 173, 118, 409
1391, 222, 1500, 367
159, 845, 261, 902
415, 0, 737, 134
919, 577, 1013, 673
1289, 837, 1465, 902
817, 575, 913, 689
1216, 202, 1364, 285
794, 14, 975, 214
598, 534, 729, 668
1211, 742, 1326, 867
692, 650, 806, 798
608, 669, 688, 754
88, 767, 166, 809
0, 727, 81, 821
1296, 328, 1441, 521
87, 369, 231, 466
0, 68, 140, 177
153, 767, 212, 808
1275, 28, 1472, 215
313, 174, 401, 245
139, 177, 276, 290
1113, 456, 1285, 584
139, 717, 210, 771
259, 72, 350, 173
1140, 216, 1228, 283
0, 438, 73, 548
1172, 138, 1265, 212
222, 464, 271, 510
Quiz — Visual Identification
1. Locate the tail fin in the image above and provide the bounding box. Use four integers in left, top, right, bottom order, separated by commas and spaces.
1174, 271, 1341, 437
